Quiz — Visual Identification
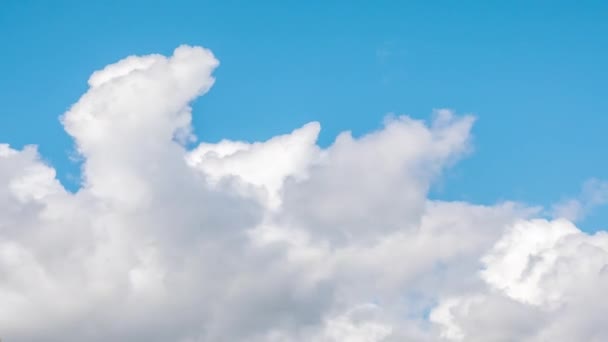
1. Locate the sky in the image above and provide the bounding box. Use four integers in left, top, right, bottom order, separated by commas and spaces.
1, 2, 608, 341
1, 1, 607, 229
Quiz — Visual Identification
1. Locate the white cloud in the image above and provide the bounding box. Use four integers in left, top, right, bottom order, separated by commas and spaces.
431, 219, 608, 341
0, 45, 606, 342
552, 178, 608, 222
186, 121, 322, 208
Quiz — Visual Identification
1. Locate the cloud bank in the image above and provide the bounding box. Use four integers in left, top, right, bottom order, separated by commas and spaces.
1, 45, 607, 341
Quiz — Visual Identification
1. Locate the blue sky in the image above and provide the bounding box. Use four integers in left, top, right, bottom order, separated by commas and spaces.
1, 0, 607, 230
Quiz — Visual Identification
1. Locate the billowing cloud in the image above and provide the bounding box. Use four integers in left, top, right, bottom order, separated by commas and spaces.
431, 219, 608, 341
0, 45, 606, 341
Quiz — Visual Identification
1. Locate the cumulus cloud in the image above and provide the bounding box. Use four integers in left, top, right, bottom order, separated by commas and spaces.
0, 45, 606, 341
431, 219, 608, 341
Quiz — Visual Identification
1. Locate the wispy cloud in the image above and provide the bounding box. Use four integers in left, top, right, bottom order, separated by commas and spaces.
552, 178, 608, 222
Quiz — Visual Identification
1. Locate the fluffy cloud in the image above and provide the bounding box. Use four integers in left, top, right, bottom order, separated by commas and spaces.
431, 220, 608, 341
0, 45, 606, 341
431, 219, 608, 341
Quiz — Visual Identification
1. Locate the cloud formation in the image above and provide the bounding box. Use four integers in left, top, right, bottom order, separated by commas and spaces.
1, 45, 607, 341
552, 178, 608, 222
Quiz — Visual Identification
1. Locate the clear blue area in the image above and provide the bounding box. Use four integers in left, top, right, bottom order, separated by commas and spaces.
1, 1, 607, 230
